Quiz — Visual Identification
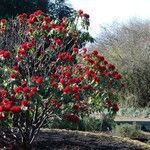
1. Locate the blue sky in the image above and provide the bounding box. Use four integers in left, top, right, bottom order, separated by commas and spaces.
69, 0, 150, 37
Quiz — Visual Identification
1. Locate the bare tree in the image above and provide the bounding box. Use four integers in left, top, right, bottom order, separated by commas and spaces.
94, 19, 150, 107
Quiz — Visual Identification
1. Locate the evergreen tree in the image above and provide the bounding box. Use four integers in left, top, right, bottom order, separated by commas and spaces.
0, 0, 73, 19
49, 0, 74, 19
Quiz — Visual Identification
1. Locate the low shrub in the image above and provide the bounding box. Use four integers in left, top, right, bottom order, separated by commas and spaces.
0, 9, 123, 149
46, 116, 100, 131
47, 115, 115, 132
113, 123, 141, 138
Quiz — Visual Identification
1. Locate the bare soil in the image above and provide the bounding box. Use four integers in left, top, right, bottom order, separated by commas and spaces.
1, 129, 150, 150
31, 129, 150, 150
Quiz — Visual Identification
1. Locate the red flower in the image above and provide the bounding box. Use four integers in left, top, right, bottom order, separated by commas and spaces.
107, 63, 115, 70
97, 54, 104, 61
113, 72, 122, 79
0, 89, 8, 97
53, 37, 62, 45
21, 42, 28, 49
57, 52, 73, 60
60, 78, 65, 85
83, 13, 90, 18
72, 48, 78, 53
14, 86, 22, 93
11, 95, 15, 101
73, 94, 81, 101
3, 51, 11, 58
73, 104, 80, 110
50, 80, 57, 88
23, 87, 30, 93
112, 103, 119, 112
51, 73, 59, 78
18, 49, 26, 55
21, 99, 28, 106
28, 19, 34, 25
1, 98, 12, 111
87, 58, 94, 64
0, 28, 6, 32
82, 48, 87, 53
13, 65, 18, 71
63, 71, 71, 77
43, 16, 51, 22
78, 10, 83, 15
10, 73, 17, 78
11, 106, 21, 113
0, 50, 11, 58
72, 85, 80, 93
34, 10, 43, 16
98, 65, 106, 72
28, 42, 33, 48
0, 106, 3, 112
104, 60, 108, 65
82, 84, 93, 90
85, 69, 94, 77
31, 87, 38, 92
65, 113, 80, 123
42, 24, 49, 29
36, 76, 44, 84
93, 50, 98, 55
63, 86, 71, 94
32, 76, 44, 84
29, 14, 35, 19
49, 44, 55, 49
27, 92, 34, 98
0, 19, 7, 24
106, 100, 113, 107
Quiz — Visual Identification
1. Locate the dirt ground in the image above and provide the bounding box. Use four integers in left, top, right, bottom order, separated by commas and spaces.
1, 129, 149, 150
31, 129, 150, 150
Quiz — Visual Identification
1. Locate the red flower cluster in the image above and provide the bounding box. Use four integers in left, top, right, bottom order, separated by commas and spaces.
0, 50, 11, 58
32, 75, 44, 84
0, 19, 7, 24
14, 86, 23, 93
11, 105, 21, 113
0, 88, 8, 97
57, 52, 73, 60
65, 113, 80, 123
0, 98, 21, 114
28, 10, 43, 25
18, 41, 34, 56
18, 13, 27, 24
106, 100, 119, 112
0, 19, 7, 32
78, 10, 90, 18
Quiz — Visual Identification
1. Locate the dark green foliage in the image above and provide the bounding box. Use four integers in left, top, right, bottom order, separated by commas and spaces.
49, 0, 74, 19
46, 116, 115, 132
0, 0, 48, 18
0, 0, 74, 19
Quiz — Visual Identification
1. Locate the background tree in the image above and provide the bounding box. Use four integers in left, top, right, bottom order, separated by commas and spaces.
93, 19, 150, 107
0, 0, 73, 19
49, 0, 74, 19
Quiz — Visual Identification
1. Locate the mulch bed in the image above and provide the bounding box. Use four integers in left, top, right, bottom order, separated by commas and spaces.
31, 129, 150, 150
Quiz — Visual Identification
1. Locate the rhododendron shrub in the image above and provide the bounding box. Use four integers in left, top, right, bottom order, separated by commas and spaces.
0, 10, 122, 149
